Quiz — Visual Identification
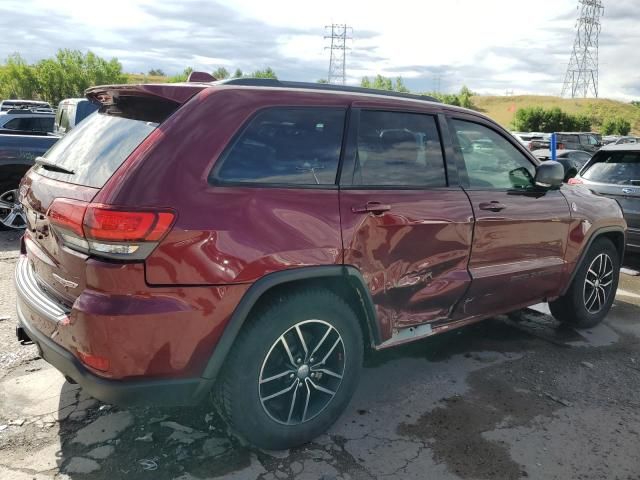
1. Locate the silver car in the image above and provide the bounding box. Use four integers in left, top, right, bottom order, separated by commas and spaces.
572, 144, 640, 253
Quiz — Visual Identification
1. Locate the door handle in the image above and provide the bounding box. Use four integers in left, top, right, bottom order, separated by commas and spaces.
351, 202, 392, 215
479, 201, 507, 212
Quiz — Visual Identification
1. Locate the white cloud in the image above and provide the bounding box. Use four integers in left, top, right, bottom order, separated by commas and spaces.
0, 0, 637, 100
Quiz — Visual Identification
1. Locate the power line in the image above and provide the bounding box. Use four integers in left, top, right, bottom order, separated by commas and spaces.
561, 0, 604, 98
324, 24, 352, 85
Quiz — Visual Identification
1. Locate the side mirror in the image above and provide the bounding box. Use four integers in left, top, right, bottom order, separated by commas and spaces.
535, 161, 564, 189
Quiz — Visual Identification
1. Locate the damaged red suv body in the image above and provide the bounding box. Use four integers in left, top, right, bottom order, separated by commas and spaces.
15, 78, 626, 448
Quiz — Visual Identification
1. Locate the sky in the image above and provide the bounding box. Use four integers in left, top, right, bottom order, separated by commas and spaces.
1, 0, 638, 100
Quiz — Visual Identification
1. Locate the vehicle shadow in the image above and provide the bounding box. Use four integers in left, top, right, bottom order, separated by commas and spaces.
52, 313, 588, 479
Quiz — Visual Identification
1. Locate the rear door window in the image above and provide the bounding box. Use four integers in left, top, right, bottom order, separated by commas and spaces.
351, 110, 446, 187
212, 107, 345, 186
36, 113, 156, 188
582, 151, 640, 185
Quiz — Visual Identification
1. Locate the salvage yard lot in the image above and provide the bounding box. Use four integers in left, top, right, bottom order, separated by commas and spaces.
1, 230, 640, 480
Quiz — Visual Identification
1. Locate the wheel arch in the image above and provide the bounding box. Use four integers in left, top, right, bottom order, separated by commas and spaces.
199, 265, 379, 382
562, 226, 626, 295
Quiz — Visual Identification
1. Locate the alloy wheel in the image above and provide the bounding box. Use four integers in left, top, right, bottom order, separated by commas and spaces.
583, 253, 614, 314
258, 319, 345, 425
0, 189, 26, 229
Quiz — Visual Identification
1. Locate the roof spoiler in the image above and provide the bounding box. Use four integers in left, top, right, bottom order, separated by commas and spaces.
187, 71, 216, 82
85, 83, 207, 107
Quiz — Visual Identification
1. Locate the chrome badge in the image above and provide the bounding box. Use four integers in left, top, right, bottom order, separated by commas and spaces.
622, 187, 636, 195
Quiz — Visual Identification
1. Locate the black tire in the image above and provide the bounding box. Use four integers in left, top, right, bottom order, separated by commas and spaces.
550, 237, 620, 328
215, 288, 364, 449
0, 177, 26, 231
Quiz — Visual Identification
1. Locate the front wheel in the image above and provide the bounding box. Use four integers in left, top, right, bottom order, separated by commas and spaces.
215, 289, 363, 449
550, 237, 620, 328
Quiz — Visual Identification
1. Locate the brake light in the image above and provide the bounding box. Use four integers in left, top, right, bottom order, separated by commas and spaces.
48, 198, 87, 237
84, 208, 174, 242
568, 178, 583, 185
47, 199, 175, 260
77, 350, 110, 372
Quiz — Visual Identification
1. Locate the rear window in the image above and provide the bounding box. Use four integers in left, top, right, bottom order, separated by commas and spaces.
36, 113, 156, 188
212, 107, 346, 186
582, 151, 640, 185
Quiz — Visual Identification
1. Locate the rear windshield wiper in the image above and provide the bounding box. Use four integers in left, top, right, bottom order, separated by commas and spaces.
35, 156, 75, 175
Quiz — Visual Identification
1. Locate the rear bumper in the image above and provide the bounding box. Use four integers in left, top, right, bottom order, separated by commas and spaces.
16, 301, 212, 406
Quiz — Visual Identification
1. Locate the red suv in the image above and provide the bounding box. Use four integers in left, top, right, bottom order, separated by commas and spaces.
15, 78, 626, 449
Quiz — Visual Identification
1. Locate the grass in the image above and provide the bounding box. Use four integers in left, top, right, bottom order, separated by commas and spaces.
472, 95, 640, 135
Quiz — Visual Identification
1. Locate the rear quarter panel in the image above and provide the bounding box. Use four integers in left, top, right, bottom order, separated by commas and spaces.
95, 88, 350, 285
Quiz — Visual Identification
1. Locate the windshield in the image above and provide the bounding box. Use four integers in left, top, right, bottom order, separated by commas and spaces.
36, 113, 156, 188
582, 150, 640, 185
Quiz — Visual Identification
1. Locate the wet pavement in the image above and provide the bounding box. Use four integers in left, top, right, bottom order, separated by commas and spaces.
1, 231, 640, 479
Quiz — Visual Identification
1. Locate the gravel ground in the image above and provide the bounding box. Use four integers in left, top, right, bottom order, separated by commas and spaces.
1, 230, 640, 480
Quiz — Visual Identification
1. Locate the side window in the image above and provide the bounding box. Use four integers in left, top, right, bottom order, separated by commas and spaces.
353, 111, 446, 187
213, 107, 345, 185
40, 117, 54, 132
451, 119, 536, 190
3, 118, 23, 130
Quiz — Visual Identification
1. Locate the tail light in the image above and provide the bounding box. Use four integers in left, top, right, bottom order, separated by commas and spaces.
567, 178, 583, 185
47, 199, 175, 260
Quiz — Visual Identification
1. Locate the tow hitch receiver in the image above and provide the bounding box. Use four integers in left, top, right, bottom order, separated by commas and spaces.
16, 325, 32, 344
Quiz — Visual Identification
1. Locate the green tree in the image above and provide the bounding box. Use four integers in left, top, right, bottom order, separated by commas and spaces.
422, 86, 476, 110
360, 75, 409, 92
251, 67, 277, 79
317, 78, 329, 83
603, 117, 632, 135
0, 53, 38, 100
233, 68, 243, 78
8, 49, 127, 105
212, 67, 229, 80
167, 67, 193, 83
148, 68, 165, 76
512, 106, 591, 133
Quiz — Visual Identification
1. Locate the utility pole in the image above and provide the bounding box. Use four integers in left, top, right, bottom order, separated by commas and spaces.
325, 24, 352, 85
561, 0, 604, 98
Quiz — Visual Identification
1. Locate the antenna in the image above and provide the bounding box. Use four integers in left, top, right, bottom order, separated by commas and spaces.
561, 0, 604, 98
324, 24, 352, 85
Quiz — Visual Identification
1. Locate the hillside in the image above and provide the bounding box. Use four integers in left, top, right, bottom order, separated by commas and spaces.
472, 95, 640, 135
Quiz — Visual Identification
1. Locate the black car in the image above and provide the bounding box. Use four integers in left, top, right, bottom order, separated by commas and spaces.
556, 132, 602, 154
532, 148, 592, 181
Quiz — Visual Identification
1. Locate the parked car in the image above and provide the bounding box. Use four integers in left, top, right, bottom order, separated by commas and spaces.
0, 99, 52, 113
511, 132, 550, 151
0, 133, 58, 229
54, 98, 99, 135
0, 110, 55, 135
611, 136, 639, 145
531, 148, 592, 181
15, 78, 626, 449
556, 132, 602, 153
569, 144, 639, 253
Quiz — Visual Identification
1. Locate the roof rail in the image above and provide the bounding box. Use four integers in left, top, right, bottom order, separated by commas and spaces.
217, 78, 440, 103
5, 108, 54, 115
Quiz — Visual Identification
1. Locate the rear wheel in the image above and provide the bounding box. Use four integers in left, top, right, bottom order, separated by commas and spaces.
550, 237, 620, 328
215, 288, 363, 449
0, 179, 27, 230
